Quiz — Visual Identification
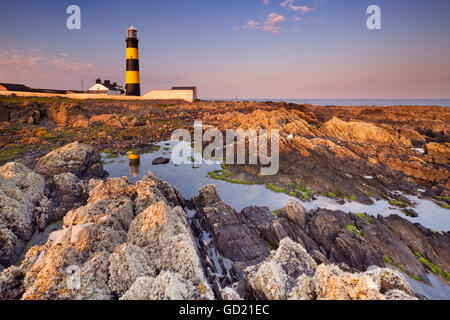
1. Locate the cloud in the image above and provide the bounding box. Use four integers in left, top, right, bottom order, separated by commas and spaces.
262, 0, 270, 5
243, 20, 260, 30
293, 16, 302, 21
0, 48, 119, 89
280, 0, 314, 13
263, 12, 286, 34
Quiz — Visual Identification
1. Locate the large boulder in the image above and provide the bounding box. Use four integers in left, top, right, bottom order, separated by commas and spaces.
245, 238, 317, 300
0, 162, 47, 266
35, 141, 106, 179
120, 271, 214, 300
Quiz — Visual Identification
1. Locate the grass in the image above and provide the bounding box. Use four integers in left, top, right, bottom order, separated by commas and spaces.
271, 209, 280, 217
384, 253, 393, 265
328, 191, 338, 198
0, 146, 27, 165
413, 251, 450, 281
437, 202, 450, 209
384, 252, 423, 281
389, 199, 405, 207
345, 224, 363, 237
208, 165, 255, 185
265, 182, 288, 193
343, 193, 358, 201
265, 240, 276, 251
264, 181, 313, 201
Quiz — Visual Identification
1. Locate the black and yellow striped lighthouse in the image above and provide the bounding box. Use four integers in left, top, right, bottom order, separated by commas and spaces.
126, 26, 140, 96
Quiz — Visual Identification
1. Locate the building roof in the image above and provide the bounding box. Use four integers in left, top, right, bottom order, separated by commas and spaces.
0, 83, 32, 91
171, 86, 197, 91
88, 79, 123, 92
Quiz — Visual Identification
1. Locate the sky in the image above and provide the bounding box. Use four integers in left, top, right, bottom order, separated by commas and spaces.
0, 0, 449, 99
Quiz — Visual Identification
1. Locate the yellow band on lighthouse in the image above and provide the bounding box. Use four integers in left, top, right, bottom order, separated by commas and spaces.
126, 71, 140, 84
126, 48, 139, 60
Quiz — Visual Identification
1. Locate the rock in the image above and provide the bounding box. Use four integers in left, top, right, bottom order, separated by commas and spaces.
90, 114, 123, 127
425, 142, 450, 158
384, 289, 417, 300
128, 201, 209, 286
152, 157, 170, 165
0, 105, 9, 122
0, 162, 46, 266
120, 271, 213, 300
322, 117, 412, 147
288, 274, 316, 300
108, 244, 156, 296
246, 259, 287, 300
313, 264, 384, 300
220, 285, 244, 300
35, 142, 106, 179
245, 238, 317, 300
279, 199, 308, 226
240, 206, 286, 249
193, 186, 270, 269
365, 266, 414, 296
402, 208, 419, 218
195, 184, 221, 207
0, 266, 25, 299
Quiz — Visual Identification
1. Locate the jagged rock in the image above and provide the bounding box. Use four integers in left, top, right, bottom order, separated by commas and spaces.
63, 199, 135, 232
288, 274, 316, 300
71, 251, 113, 300
384, 289, 417, 300
194, 186, 270, 269
245, 238, 317, 300
365, 266, 414, 296
120, 271, 213, 300
220, 285, 244, 300
152, 157, 170, 165
240, 206, 286, 249
322, 117, 412, 147
314, 264, 384, 300
0, 162, 46, 266
0, 266, 25, 300
108, 244, 156, 296
35, 141, 106, 179
279, 199, 308, 226
128, 201, 208, 286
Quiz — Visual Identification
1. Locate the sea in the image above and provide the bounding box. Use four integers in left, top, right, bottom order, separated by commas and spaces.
218, 99, 450, 107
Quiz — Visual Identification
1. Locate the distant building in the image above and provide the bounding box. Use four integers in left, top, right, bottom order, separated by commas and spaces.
171, 87, 197, 100
87, 79, 124, 95
143, 87, 198, 102
0, 83, 32, 92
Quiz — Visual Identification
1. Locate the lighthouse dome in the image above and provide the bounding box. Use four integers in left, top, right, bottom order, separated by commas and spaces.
127, 26, 138, 39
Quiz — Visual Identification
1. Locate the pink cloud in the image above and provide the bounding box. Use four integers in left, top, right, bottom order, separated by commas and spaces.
263, 12, 286, 34
0, 48, 120, 89
280, 0, 314, 13
243, 20, 260, 30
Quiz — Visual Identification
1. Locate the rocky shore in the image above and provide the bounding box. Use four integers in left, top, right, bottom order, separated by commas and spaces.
1, 143, 448, 300
1, 97, 448, 209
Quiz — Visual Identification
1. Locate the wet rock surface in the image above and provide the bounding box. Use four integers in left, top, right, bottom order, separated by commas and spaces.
191, 185, 449, 289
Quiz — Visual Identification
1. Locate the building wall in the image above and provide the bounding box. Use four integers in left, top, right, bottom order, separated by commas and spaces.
142, 90, 195, 102
0, 90, 195, 102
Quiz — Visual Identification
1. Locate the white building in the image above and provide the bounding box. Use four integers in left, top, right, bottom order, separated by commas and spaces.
142, 86, 197, 102
87, 79, 124, 95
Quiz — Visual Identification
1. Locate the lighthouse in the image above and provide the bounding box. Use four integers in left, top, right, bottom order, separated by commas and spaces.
126, 26, 141, 96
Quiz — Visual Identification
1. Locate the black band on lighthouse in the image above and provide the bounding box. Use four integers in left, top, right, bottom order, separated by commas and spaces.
126, 59, 140, 71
